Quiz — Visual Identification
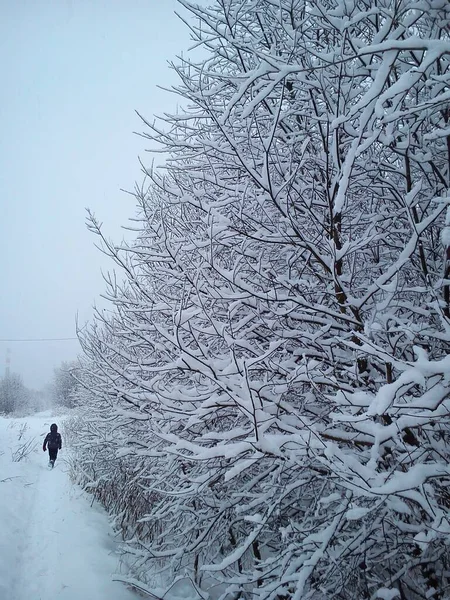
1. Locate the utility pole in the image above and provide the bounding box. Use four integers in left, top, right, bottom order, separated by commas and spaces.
5, 347, 11, 378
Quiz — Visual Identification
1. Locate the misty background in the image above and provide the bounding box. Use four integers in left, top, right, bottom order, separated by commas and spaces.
0, 0, 195, 391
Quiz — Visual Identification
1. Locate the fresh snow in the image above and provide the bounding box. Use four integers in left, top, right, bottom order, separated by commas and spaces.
0, 412, 139, 600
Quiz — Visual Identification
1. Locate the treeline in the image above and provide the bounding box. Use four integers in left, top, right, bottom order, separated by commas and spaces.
50, 361, 79, 409
71, 1, 450, 599
0, 373, 34, 415
0, 361, 79, 415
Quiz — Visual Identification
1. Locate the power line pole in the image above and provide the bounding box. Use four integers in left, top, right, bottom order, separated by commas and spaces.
5, 347, 11, 378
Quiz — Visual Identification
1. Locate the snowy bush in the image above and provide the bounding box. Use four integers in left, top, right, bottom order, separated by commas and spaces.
73, 1, 450, 599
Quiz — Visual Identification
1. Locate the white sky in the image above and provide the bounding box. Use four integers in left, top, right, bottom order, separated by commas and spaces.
0, 0, 200, 390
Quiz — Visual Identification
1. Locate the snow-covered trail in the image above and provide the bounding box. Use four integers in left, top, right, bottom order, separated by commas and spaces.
0, 412, 139, 600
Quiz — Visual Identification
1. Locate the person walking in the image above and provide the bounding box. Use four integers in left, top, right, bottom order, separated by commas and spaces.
43, 423, 62, 468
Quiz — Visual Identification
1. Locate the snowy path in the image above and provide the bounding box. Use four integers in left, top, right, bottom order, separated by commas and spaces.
0, 413, 139, 600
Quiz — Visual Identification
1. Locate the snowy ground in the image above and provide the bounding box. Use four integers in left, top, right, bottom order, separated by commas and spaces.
0, 411, 139, 600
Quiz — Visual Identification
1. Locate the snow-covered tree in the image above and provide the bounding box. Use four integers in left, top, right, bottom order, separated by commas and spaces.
0, 373, 30, 415
51, 361, 79, 408
74, 1, 450, 598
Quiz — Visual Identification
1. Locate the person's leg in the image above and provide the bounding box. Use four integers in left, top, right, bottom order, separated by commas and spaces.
49, 449, 57, 466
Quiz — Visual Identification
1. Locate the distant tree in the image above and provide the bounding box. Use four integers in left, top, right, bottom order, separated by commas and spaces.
0, 373, 29, 414
28, 388, 51, 413
51, 361, 79, 408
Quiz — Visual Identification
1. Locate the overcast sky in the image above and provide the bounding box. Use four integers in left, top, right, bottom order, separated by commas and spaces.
0, 0, 199, 390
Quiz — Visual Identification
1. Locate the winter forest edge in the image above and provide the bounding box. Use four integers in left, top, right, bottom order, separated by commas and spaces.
64, 1, 450, 599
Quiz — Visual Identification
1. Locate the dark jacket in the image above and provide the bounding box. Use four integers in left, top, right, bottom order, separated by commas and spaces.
43, 424, 62, 451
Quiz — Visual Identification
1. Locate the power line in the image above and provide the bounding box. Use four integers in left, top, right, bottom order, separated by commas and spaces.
0, 337, 78, 342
